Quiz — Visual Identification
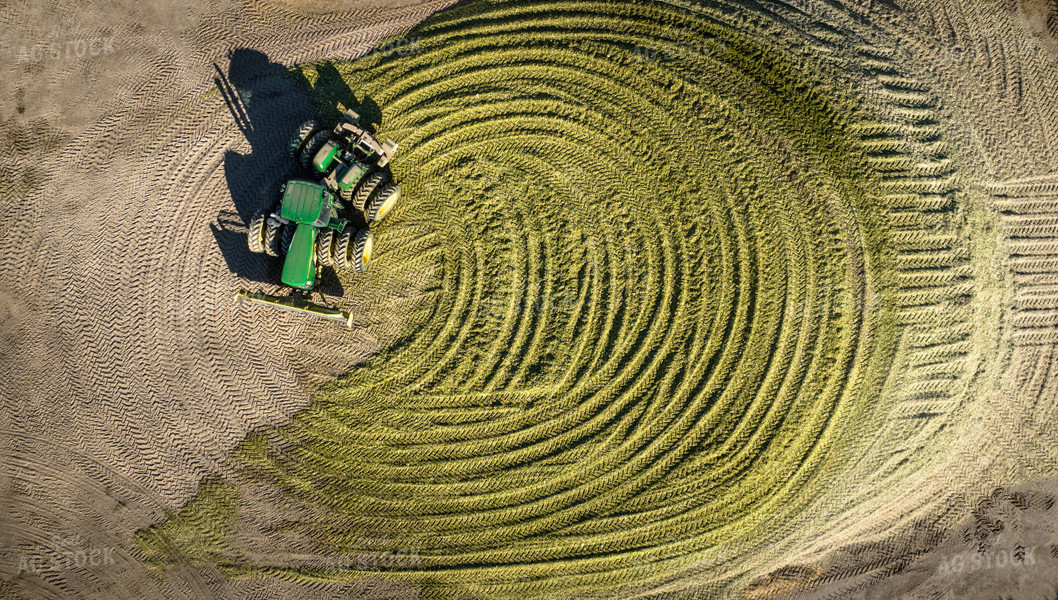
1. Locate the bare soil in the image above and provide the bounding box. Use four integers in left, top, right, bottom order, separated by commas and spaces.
0, 0, 454, 598
1, 0, 1057, 599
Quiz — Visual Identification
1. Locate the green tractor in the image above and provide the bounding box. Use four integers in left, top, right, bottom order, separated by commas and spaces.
237, 179, 373, 327
290, 109, 402, 223
236, 110, 401, 327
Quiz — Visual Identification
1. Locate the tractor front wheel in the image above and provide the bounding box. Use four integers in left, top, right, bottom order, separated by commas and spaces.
352, 171, 386, 212
280, 223, 296, 256
338, 185, 353, 205
288, 119, 319, 159
247, 211, 268, 253
365, 183, 401, 222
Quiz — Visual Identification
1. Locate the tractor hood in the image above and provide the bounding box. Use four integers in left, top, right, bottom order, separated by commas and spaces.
281, 223, 317, 290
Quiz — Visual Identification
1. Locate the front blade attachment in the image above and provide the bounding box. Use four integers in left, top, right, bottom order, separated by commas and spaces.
235, 290, 353, 328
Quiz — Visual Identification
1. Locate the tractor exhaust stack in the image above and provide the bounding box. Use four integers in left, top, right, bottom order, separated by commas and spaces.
234, 290, 353, 328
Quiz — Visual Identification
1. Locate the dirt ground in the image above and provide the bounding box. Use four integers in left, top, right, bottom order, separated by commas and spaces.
0, 0, 455, 598
1, 0, 1057, 599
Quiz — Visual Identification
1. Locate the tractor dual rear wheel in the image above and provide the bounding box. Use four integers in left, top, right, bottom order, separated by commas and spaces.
299, 130, 332, 171
335, 228, 373, 273
288, 120, 319, 159
352, 171, 386, 212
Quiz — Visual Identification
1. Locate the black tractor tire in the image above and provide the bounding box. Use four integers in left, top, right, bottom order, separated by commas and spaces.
316, 228, 334, 268
352, 171, 386, 212
299, 130, 331, 171
247, 210, 268, 253
288, 120, 319, 158
334, 228, 353, 270
335, 228, 373, 272
348, 229, 373, 273
263, 220, 282, 257
280, 223, 296, 256
338, 185, 353, 205
365, 183, 401, 223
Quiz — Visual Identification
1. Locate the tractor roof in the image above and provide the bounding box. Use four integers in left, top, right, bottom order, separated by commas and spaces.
280, 180, 329, 225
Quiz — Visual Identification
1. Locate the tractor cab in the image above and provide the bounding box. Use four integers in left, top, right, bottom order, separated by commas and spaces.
279, 179, 346, 229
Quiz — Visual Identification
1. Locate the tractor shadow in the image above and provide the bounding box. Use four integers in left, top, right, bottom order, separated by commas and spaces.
300, 61, 383, 135
210, 48, 387, 296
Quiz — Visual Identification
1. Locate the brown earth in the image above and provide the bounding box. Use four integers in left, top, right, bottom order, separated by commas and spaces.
0, 0, 453, 598
1, 0, 1058, 599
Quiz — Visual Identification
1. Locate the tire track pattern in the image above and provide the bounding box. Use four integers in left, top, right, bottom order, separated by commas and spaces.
990, 176, 1058, 346
139, 2, 992, 599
